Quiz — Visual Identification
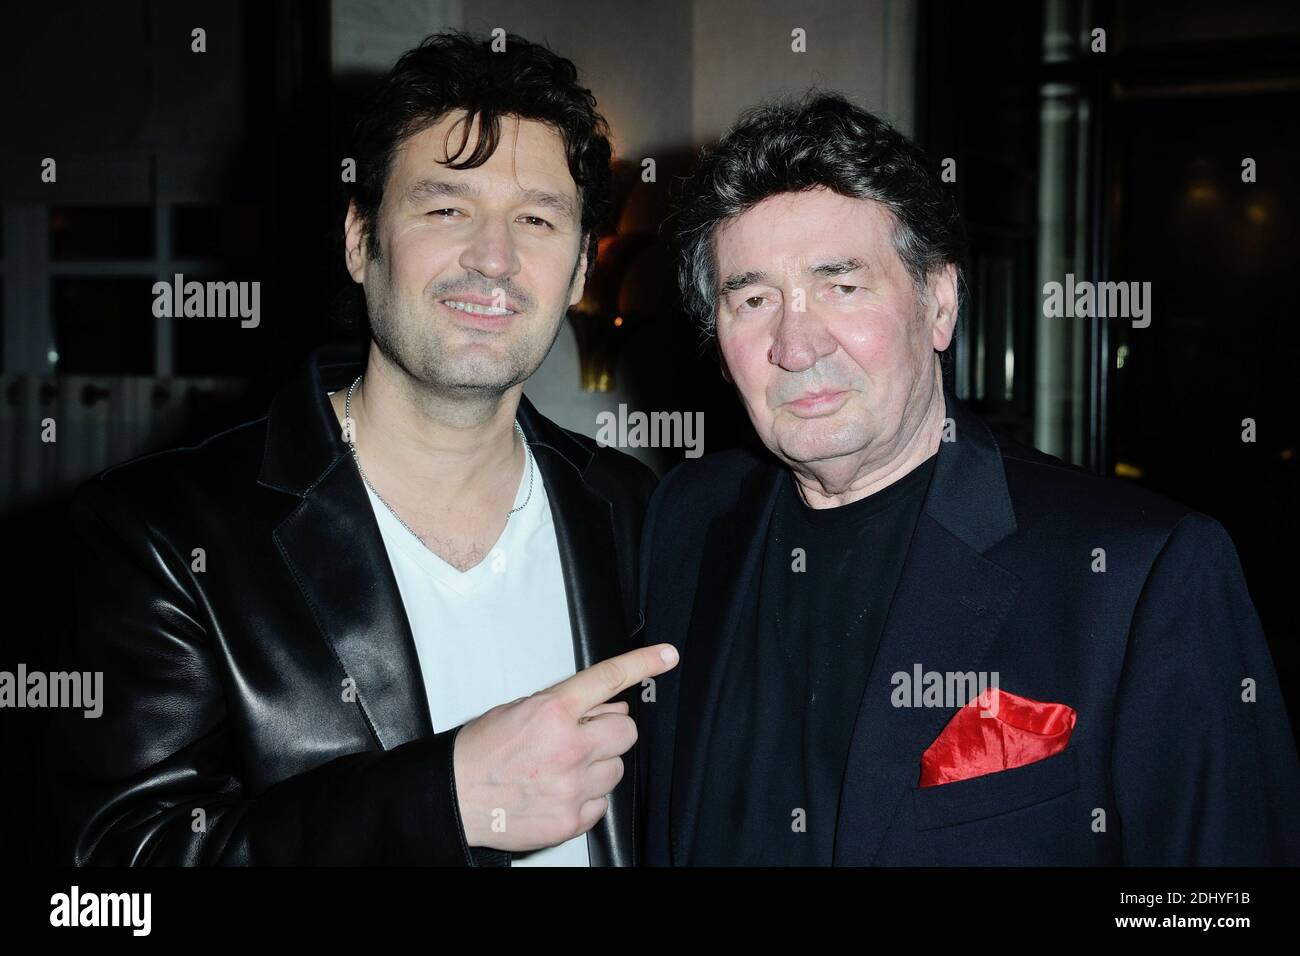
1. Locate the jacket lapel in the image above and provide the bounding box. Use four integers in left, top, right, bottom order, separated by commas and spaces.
518, 395, 640, 867
833, 387, 1022, 864
259, 346, 434, 752
670, 460, 783, 865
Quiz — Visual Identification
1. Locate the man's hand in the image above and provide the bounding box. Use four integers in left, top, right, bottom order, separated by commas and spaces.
452, 643, 679, 851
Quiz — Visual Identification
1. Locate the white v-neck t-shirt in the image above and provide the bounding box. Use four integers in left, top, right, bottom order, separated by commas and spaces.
336, 396, 589, 867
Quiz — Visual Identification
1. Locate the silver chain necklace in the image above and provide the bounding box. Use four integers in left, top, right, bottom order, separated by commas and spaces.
343, 375, 535, 544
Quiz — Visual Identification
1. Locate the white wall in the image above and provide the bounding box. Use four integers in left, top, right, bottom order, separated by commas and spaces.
692, 0, 916, 141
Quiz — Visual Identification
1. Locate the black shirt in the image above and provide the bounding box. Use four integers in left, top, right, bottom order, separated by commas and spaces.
690, 452, 937, 865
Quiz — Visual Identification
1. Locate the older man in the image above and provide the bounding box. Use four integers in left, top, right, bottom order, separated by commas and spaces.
637, 93, 1300, 866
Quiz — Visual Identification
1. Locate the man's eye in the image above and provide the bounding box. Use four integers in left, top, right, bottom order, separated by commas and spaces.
427, 208, 462, 218
739, 295, 767, 310
518, 215, 552, 228
831, 284, 858, 295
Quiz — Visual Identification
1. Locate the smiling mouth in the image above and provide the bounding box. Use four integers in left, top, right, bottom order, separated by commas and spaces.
440, 299, 518, 316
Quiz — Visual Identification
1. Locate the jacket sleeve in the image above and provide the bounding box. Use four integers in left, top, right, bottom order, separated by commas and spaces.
1111, 511, 1300, 864
48, 476, 478, 866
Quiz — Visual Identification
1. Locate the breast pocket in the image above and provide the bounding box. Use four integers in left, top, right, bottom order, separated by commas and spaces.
912, 747, 1080, 831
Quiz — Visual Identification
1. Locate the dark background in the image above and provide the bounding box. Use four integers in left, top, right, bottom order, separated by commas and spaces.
2, 0, 1297, 864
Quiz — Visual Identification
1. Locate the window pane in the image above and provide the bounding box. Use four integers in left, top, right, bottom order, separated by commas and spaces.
51, 277, 155, 374
49, 206, 154, 259
172, 204, 266, 259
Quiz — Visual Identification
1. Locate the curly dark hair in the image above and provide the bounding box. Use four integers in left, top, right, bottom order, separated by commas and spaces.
677, 91, 966, 378
345, 30, 612, 283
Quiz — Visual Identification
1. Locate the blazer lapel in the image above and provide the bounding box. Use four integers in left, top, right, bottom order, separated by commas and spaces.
671, 460, 783, 865
833, 387, 1023, 864
517, 395, 640, 867
260, 346, 434, 752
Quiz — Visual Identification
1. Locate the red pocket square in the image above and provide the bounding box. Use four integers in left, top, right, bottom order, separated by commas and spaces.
918, 687, 1077, 787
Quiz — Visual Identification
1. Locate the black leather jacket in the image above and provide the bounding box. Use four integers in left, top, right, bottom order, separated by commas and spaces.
48, 344, 656, 866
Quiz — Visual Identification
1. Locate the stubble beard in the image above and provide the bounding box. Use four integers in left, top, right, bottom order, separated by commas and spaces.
364, 269, 566, 402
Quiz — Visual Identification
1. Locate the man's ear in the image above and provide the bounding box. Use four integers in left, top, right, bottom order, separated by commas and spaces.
567, 238, 591, 308
343, 200, 370, 284
928, 262, 959, 352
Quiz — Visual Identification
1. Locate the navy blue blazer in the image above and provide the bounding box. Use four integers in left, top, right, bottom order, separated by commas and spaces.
636, 386, 1300, 865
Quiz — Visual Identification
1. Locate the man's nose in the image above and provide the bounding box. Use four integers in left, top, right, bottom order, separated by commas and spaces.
458, 215, 521, 280
768, 302, 837, 372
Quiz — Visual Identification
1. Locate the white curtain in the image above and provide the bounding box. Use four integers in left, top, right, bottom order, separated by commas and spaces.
1, 376, 244, 512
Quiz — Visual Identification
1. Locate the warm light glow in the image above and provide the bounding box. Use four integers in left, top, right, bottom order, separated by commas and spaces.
613, 316, 623, 327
